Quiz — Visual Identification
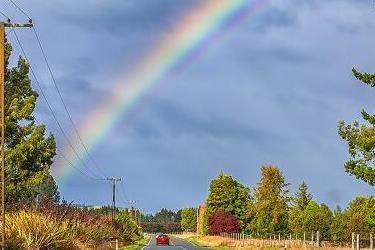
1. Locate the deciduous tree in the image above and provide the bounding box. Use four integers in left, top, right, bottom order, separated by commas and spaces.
208, 209, 240, 235
181, 207, 197, 232
246, 165, 289, 235
206, 171, 250, 230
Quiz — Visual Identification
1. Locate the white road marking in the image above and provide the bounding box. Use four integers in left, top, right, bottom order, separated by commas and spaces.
176, 246, 189, 250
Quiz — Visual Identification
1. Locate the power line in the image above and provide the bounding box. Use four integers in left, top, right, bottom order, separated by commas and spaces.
0, 10, 10, 20
6, 0, 31, 20
5, 0, 107, 179
11, 29, 104, 180
33, 118, 100, 181
6, 30, 99, 181
31, 26, 107, 179
6, 0, 108, 180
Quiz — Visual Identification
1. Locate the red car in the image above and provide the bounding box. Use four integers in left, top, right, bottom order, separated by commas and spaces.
156, 234, 170, 245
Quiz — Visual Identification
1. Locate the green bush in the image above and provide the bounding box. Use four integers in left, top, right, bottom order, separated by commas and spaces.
116, 211, 142, 245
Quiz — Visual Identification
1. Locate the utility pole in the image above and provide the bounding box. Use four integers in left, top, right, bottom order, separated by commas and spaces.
106, 177, 121, 222
128, 199, 136, 220
0, 20, 33, 250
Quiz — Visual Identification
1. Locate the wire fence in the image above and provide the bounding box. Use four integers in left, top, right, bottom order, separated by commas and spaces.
172, 231, 374, 249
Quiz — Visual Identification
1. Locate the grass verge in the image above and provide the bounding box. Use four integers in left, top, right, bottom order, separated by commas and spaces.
121, 235, 151, 250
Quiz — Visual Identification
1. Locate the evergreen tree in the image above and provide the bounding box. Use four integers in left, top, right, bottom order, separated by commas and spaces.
4, 41, 57, 203
206, 171, 250, 230
247, 165, 289, 235
294, 181, 312, 211
338, 68, 375, 186
288, 181, 312, 236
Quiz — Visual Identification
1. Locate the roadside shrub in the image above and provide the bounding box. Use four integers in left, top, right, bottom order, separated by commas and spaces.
5, 210, 75, 249
116, 211, 142, 244
208, 209, 240, 235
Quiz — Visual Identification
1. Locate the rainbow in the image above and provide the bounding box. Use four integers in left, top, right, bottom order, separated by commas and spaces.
55, 0, 268, 179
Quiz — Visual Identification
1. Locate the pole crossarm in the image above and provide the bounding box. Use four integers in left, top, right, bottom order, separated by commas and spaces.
4, 23, 33, 28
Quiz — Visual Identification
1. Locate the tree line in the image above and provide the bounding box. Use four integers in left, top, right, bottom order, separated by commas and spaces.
198, 166, 374, 242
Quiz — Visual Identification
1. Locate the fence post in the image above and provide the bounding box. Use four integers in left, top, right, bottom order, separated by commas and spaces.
303, 232, 306, 244
370, 233, 373, 250
115, 239, 119, 250
311, 231, 314, 245
316, 231, 320, 247
356, 234, 360, 250
352, 233, 355, 250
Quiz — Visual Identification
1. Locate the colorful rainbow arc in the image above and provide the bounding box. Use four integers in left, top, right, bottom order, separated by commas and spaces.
55, 0, 268, 179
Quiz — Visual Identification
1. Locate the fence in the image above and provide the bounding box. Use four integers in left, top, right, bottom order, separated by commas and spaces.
218, 232, 374, 249
219, 231, 320, 248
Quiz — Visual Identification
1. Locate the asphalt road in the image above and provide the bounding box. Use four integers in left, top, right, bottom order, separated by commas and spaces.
141, 235, 207, 250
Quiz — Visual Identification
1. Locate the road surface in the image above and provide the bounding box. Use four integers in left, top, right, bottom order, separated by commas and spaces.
141, 235, 207, 250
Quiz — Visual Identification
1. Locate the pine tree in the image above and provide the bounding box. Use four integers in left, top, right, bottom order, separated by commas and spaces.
294, 181, 312, 211
288, 181, 312, 236
4, 40, 57, 203
338, 68, 375, 186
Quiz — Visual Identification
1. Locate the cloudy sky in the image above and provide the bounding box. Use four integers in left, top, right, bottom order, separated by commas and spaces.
2, 0, 374, 213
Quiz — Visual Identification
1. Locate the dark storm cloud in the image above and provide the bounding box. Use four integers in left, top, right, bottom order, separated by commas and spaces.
54, 0, 198, 35
125, 98, 278, 143
10, 0, 375, 212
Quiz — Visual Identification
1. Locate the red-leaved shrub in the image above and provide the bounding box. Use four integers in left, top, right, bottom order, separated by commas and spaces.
208, 209, 240, 235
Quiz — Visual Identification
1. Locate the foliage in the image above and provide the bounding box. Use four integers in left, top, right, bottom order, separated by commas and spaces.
303, 201, 333, 240
140, 222, 181, 233
175, 209, 182, 223
181, 207, 197, 232
345, 196, 375, 234
208, 209, 240, 235
197, 205, 207, 235
246, 165, 289, 235
338, 68, 375, 186
4, 39, 58, 203
288, 181, 312, 236
116, 211, 142, 244
330, 206, 349, 242
294, 181, 312, 211
5, 210, 76, 249
140, 208, 182, 233
121, 235, 150, 250
206, 171, 251, 230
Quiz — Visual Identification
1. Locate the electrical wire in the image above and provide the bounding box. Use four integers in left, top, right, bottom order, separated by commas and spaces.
31, 26, 108, 179
33, 118, 99, 181
6, 0, 31, 20
6, 0, 107, 179
11, 29, 103, 180
0, 9, 10, 20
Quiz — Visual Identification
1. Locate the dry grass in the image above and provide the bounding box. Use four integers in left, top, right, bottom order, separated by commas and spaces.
182, 235, 354, 250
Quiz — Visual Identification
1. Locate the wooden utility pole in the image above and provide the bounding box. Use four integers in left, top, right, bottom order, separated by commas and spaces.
128, 199, 136, 220
0, 20, 33, 250
106, 177, 121, 222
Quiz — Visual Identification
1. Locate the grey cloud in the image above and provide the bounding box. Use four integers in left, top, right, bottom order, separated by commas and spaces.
54, 0, 198, 35
13, 0, 375, 211
124, 98, 278, 144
